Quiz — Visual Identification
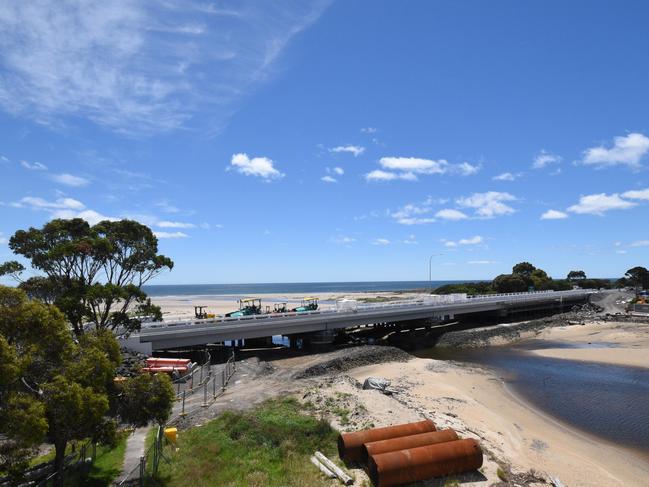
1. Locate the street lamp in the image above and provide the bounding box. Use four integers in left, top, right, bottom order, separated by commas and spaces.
429, 253, 443, 294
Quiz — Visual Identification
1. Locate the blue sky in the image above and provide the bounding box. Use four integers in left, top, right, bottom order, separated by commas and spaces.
1, 0, 648, 284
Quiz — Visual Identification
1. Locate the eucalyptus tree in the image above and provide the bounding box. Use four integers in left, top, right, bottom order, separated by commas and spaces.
3, 218, 172, 335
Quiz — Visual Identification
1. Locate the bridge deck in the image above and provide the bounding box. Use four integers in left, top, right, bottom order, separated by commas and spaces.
129, 290, 593, 351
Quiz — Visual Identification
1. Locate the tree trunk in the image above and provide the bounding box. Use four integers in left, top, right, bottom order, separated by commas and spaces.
53, 439, 67, 487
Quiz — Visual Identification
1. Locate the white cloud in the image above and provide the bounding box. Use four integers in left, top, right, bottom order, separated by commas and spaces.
0, 1, 331, 134
390, 196, 467, 225
455, 162, 480, 176
395, 217, 436, 225
435, 209, 468, 221
0, 155, 9, 163
541, 209, 569, 220
372, 238, 390, 246
456, 191, 516, 218
492, 172, 516, 181
390, 197, 462, 225
622, 188, 649, 200
230, 153, 283, 180
330, 145, 365, 157
200, 222, 221, 230
154, 231, 189, 239
360, 127, 377, 134
459, 235, 483, 245
567, 193, 636, 215
581, 133, 649, 168
13, 196, 85, 210
157, 220, 195, 229
13, 195, 117, 225
20, 160, 47, 170
616, 249, 628, 254
52, 209, 117, 225
154, 200, 180, 214
366, 157, 479, 181
379, 157, 448, 174
365, 169, 417, 182
51, 173, 89, 187
467, 260, 497, 265
333, 167, 344, 175
402, 234, 418, 245
533, 150, 562, 169
330, 235, 356, 245
630, 240, 649, 247
391, 201, 434, 224
321, 175, 337, 183
0, 233, 7, 244
444, 235, 483, 247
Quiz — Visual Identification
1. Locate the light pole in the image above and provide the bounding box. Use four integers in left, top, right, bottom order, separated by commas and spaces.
428, 253, 443, 294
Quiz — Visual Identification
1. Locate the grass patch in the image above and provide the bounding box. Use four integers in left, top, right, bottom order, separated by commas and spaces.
34, 432, 128, 486
152, 397, 341, 487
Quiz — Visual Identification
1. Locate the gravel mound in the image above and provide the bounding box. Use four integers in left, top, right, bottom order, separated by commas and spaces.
116, 347, 147, 377
294, 345, 411, 379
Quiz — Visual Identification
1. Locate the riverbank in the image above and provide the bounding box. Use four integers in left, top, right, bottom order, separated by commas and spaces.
167, 333, 649, 486
528, 320, 649, 368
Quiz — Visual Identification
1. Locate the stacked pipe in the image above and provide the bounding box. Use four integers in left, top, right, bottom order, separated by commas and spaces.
337, 420, 483, 487
338, 419, 436, 463
141, 357, 191, 374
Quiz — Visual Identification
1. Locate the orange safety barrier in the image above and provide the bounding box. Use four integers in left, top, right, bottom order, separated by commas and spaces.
337, 419, 436, 463
361, 428, 458, 464
368, 438, 483, 487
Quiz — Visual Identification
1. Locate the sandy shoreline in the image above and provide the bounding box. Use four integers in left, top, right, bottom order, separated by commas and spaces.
336, 357, 649, 486
527, 320, 649, 368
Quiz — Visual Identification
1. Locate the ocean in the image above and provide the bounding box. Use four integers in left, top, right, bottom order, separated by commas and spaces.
142, 280, 476, 297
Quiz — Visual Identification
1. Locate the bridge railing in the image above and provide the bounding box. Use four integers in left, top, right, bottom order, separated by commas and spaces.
137, 289, 596, 334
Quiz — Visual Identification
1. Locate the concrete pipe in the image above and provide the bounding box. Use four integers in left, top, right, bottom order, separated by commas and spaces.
361, 429, 458, 464
337, 419, 436, 463
368, 438, 483, 487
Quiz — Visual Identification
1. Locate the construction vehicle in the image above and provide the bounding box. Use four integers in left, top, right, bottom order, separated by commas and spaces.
292, 296, 319, 313
225, 298, 263, 318
194, 306, 215, 319
273, 302, 288, 313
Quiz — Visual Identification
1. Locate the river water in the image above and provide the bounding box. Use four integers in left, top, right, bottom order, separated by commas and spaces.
415, 340, 649, 459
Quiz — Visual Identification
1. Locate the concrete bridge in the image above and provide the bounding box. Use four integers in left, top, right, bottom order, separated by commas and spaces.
121, 289, 594, 353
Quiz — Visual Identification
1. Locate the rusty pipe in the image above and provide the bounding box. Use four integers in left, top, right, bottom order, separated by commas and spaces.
337, 419, 436, 463
368, 438, 483, 487
361, 429, 458, 464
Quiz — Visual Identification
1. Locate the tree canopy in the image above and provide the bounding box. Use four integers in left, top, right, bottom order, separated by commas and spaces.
492, 273, 528, 293
567, 270, 587, 281
4, 218, 173, 335
625, 266, 649, 289
0, 285, 175, 485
